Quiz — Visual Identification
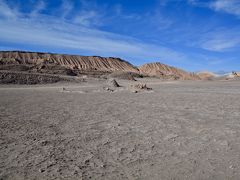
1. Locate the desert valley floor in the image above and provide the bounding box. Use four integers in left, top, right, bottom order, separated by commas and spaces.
1, 79, 240, 180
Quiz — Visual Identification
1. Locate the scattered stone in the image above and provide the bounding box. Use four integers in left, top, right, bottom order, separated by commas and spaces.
107, 78, 120, 87
130, 83, 152, 92
39, 168, 45, 173
136, 83, 151, 90
101, 164, 106, 168
39, 140, 50, 146
103, 87, 114, 92
73, 170, 78, 175
220, 140, 229, 146
164, 134, 179, 141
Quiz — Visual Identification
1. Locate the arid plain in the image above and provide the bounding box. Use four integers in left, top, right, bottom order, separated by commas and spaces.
1, 0, 240, 178
1, 78, 240, 180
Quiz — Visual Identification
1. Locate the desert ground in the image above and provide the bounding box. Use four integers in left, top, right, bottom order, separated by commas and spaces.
1, 78, 240, 180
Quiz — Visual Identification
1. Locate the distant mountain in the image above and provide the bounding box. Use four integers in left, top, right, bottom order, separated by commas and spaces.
197, 71, 219, 80
0, 51, 139, 74
139, 62, 200, 80
224, 71, 240, 79
0, 51, 202, 81
0, 51, 141, 72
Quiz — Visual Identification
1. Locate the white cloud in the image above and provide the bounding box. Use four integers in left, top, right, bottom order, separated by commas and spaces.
189, 0, 240, 17
0, 0, 17, 18
61, 0, 74, 19
198, 28, 240, 52
185, 0, 240, 52
0, 18, 185, 63
30, 0, 45, 17
0, 0, 186, 64
210, 0, 240, 17
149, 11, 173, 30
74, 10, 101, 27
187, 0, 208, 6
201, 38, 240, 51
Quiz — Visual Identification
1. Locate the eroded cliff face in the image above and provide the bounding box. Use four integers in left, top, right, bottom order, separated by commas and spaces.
138, 62, 200, 80
0, 51, 139, 73
0, 51, 202, 80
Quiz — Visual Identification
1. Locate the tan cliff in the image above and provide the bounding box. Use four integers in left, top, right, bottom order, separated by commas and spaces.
0, 51, 201, 80
139, 62, 200, 80
0, 51, 139, 73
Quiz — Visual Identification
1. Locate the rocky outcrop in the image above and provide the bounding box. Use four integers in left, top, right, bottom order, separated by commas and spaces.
139, 62, 200, 80
0, 51, 139, 73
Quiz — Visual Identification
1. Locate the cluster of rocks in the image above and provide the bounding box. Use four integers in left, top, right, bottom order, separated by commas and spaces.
131, 83, 152, 90
130, 83, 153, 93
104, 79, 152, 93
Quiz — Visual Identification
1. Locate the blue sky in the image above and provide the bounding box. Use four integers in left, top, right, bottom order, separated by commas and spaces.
0, 0, 240, 72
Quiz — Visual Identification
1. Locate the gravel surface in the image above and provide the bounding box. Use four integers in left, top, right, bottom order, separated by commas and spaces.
1, 79, 240, 179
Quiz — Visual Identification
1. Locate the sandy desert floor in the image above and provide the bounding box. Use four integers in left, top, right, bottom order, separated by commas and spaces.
1, 78, 240, 180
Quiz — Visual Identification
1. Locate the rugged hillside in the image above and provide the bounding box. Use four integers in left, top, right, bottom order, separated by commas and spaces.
0, 51, 139, 73
139, 62, 200, 80
0, 51, 202, 81
224, 71, 240, 80
232, 71, 240, 77
197, 71, 218, 80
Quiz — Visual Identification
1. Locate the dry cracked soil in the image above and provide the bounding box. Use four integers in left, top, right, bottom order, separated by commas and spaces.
1, 78, 240, 180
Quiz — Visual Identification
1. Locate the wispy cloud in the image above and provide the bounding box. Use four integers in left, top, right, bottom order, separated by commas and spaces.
0, 0, 17, 19
187, 0, 209, 7
74, 10, 102, 27
30, 0, 45, 16
77, 0, 109, 27
0, 18, 186, 64
111, 4, 141, 20
189, 0, 240, 17
0, 0, 186, 65
186, 0, 240, 52
147, 11, 173, 31
201, 38, 240, 51
61, 0, 74, 19
210, 0, 240, 17
2, 0, 239, 71
198, 28, 240, 52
